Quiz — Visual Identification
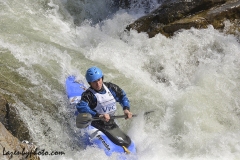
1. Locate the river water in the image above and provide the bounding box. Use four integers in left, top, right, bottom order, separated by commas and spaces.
0, 0, 240, 160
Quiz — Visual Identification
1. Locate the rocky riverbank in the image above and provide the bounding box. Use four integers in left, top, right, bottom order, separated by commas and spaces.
0, 94, 39, 160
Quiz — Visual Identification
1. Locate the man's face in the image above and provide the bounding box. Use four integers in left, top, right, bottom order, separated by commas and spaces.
90, 78, 103, 91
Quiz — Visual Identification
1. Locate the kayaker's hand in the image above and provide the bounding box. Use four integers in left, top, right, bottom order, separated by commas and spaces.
99, 114, 110, 122
124, 109, 132, 119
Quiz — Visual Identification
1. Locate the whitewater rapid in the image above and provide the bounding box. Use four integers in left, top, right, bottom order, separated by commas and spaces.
0, 0, 240, 160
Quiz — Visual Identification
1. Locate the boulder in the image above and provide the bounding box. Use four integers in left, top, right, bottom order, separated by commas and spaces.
0, 94, 31, 142
0, 122, 40, 160
0, 94, 7, 126
126, 0, 240, 37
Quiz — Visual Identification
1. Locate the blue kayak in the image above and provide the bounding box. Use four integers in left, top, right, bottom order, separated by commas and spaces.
65, 76, 137, 156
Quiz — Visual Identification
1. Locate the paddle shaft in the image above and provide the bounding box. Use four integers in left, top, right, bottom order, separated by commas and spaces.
91, 110, 154, 121
91, 114, 137, 121
76, 110, 155, 128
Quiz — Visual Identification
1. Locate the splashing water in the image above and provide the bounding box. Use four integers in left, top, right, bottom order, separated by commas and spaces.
0, 0, 240, 159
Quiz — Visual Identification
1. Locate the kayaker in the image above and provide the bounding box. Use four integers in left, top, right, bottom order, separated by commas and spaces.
76, 66, 132, 127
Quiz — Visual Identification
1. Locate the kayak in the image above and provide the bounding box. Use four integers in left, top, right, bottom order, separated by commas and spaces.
65, 76, 137, 156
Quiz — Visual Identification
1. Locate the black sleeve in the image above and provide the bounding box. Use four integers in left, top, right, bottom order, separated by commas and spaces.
104, 82, 124, 98
80, 89, 97, 110
104, 82, 130, 110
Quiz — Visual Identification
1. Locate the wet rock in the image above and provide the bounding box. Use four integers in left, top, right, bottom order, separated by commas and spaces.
0, 94, 8, 126
163, 0, 240, 36
0, 122, 40, 160
0, 94, 38, 159
126, 0, 240, 37
205, 1, 240, 30
0, 94, 31, 142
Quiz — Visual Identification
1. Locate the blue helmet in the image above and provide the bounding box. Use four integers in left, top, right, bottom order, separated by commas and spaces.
85, 66, 103, 82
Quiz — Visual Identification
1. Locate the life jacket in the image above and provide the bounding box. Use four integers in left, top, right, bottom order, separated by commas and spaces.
88, 84, 117, 116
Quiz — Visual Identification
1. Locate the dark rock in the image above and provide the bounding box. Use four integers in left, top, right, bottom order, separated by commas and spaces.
126, 0, 239, 37
0, 94, 32, 142
205, 0, 240, 29
163, 0, 240, 36
0, 94, 7, 125
0, 122, 40, 160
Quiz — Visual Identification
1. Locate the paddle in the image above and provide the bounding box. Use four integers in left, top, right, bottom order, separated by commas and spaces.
76, 110, 155, 128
